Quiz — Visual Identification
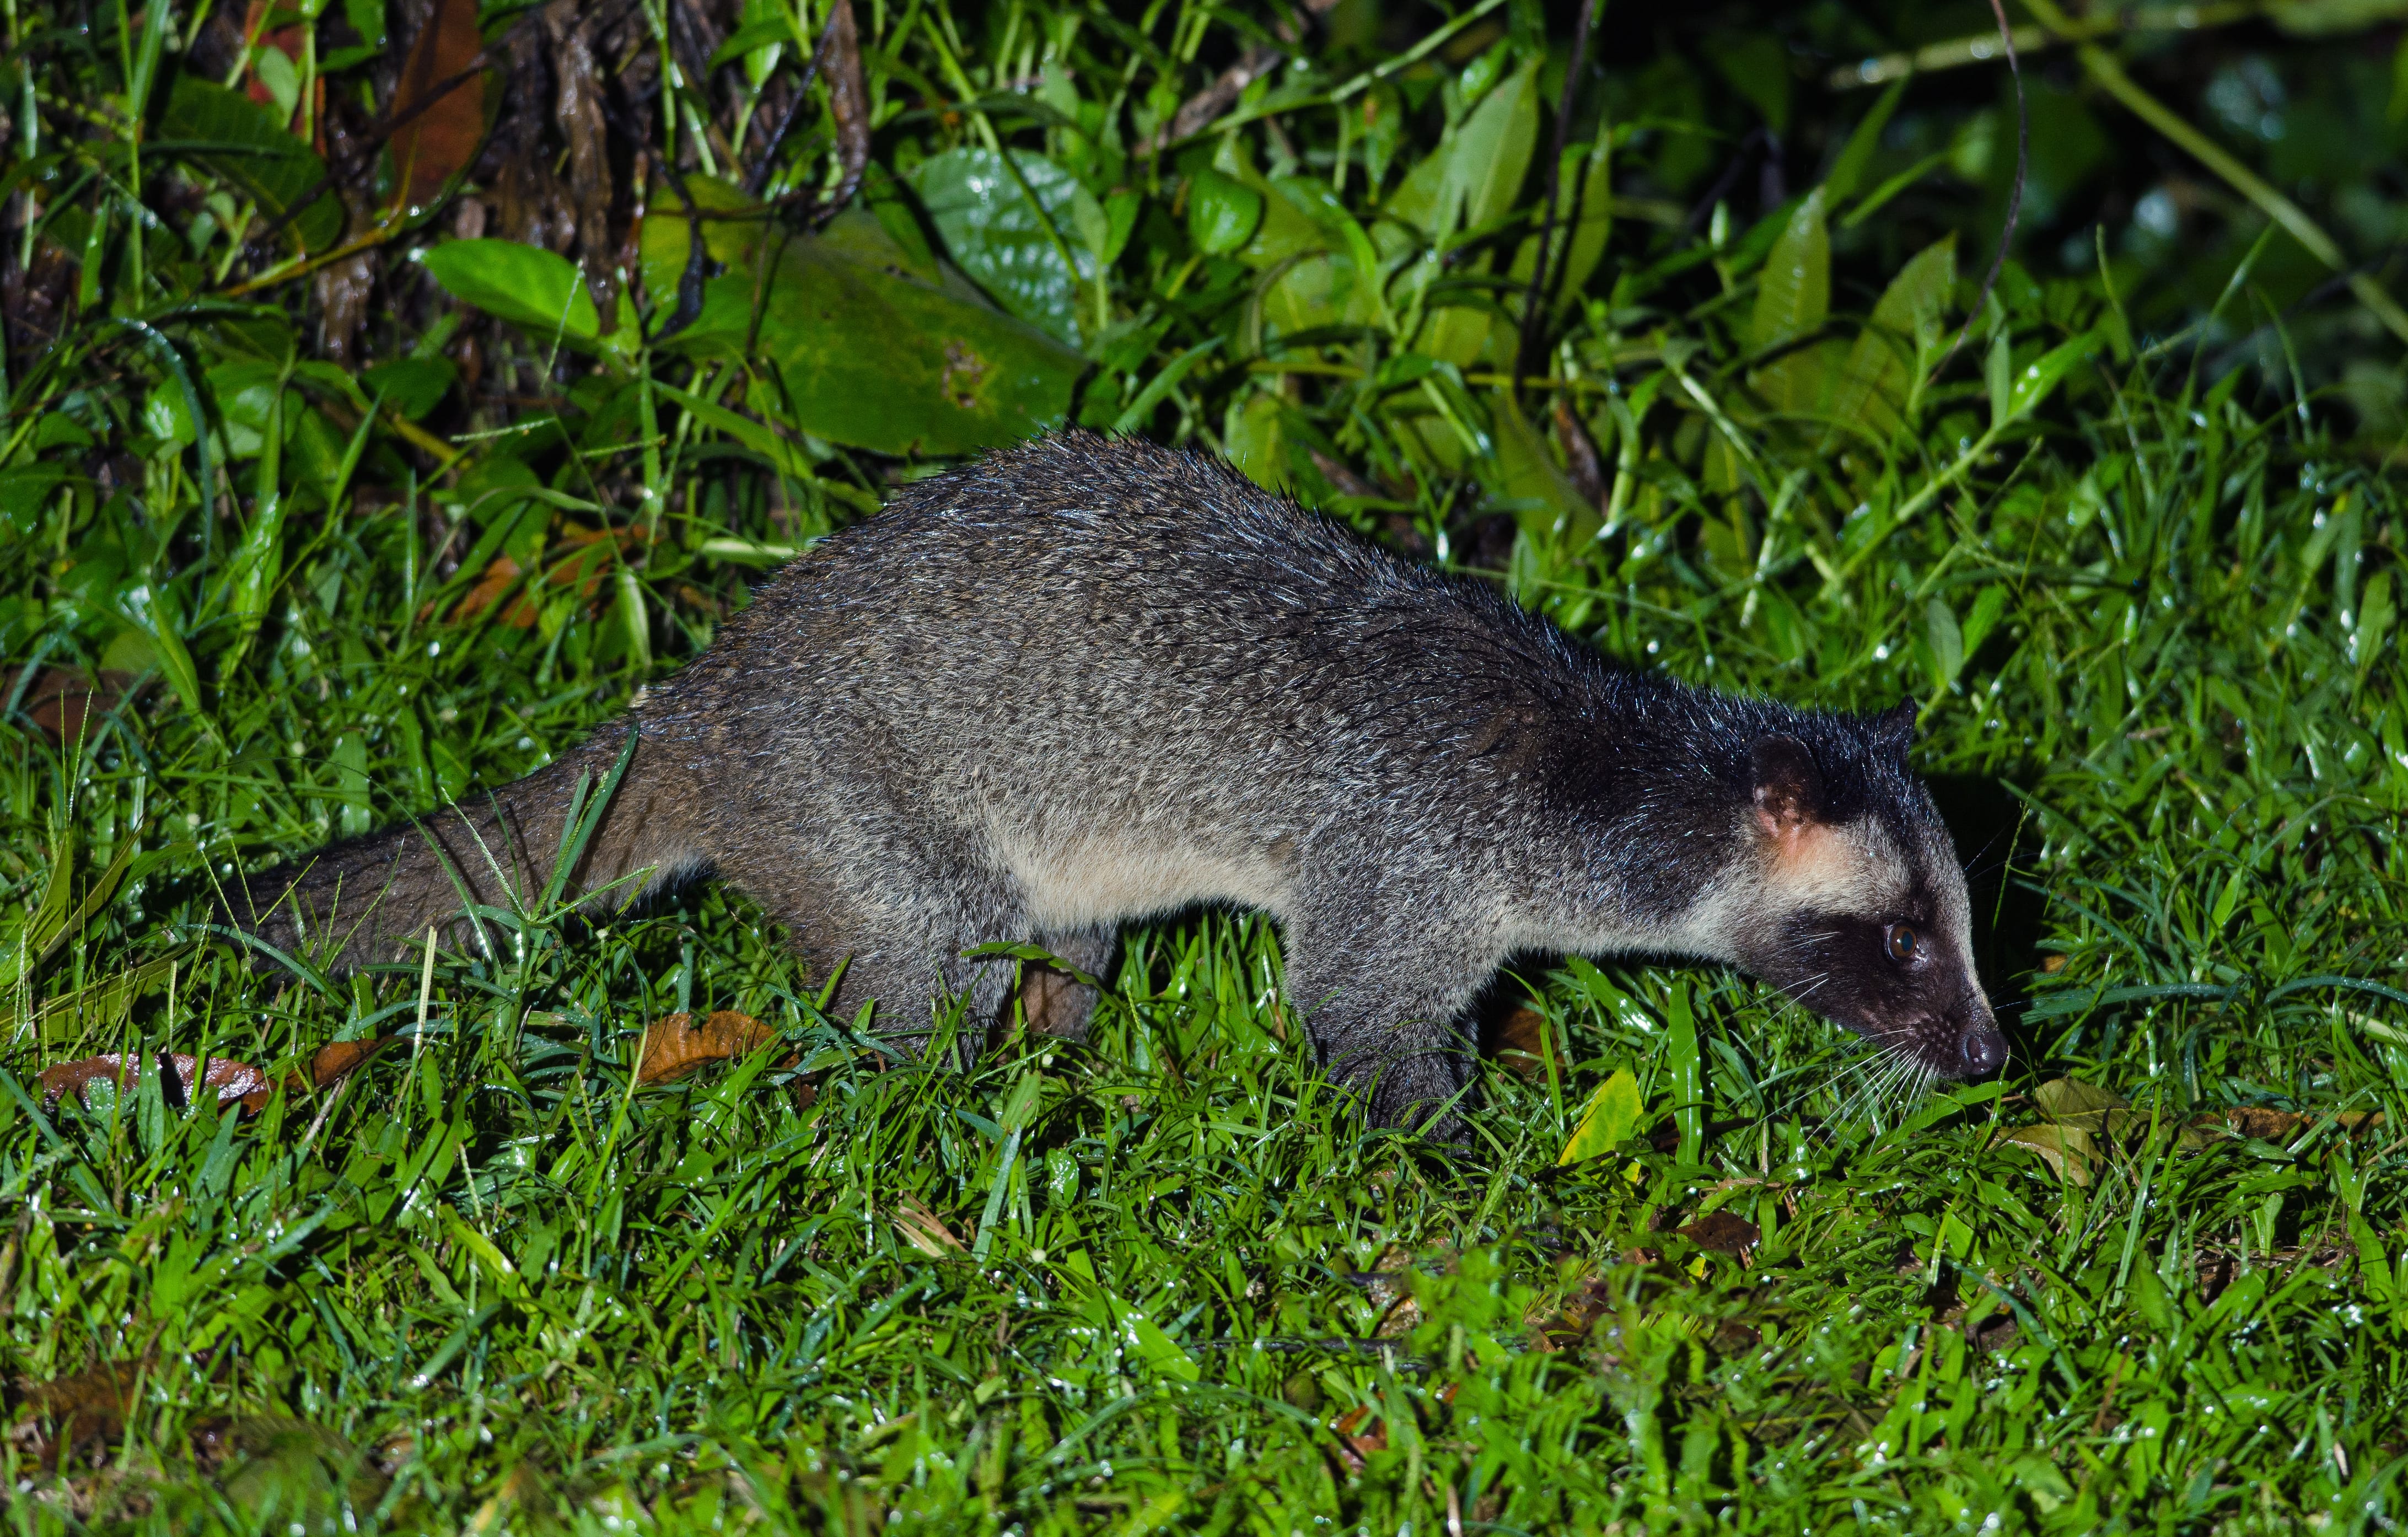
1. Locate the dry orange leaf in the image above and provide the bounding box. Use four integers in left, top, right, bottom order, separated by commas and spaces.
388, 0, 488, 211
636, 1011, 794, 1084
449, 553, 523, 624
305, 1037, 397, 1090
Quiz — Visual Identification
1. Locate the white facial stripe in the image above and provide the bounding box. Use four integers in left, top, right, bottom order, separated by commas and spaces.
1769, 818, 1899, 915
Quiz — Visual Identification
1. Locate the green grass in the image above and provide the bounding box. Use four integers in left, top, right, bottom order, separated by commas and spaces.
4, 0, 2408, 1529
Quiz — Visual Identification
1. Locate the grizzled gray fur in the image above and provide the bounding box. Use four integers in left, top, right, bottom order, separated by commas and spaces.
240, 431, 2003, 1132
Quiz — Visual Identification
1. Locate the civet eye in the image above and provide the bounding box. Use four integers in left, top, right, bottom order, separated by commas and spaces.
1885, 923, 1921, 964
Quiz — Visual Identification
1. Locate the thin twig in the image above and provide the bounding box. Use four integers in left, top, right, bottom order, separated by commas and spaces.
1928, 0, 2028, 386
1139, 0, 1343, 154
1513, 0, 1603, 398
743, 21, 838, 197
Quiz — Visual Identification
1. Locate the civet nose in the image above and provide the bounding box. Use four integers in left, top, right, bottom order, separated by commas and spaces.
1957, 1022, 2008, 1079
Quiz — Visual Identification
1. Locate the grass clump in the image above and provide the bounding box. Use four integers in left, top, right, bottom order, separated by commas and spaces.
2, 0, 2406, 1529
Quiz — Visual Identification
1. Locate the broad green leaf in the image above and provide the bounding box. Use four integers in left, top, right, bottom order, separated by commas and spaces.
361, 357, 458, 420
1384, 142, 1450, 240
418, 240, 601, 348
1558, 1069, 1643, 1166
1453, 60, 1540, 235
1099, 190, 1142, 263
1750, 189, 1829, 416
1551, 139, 1614, 316
1385, 60, 1539, 241
1214, 142, 1326, 276
1084, 1293, 1200, 1383
1271, 177, 1393, 330
159, 75, 342, 253
642, 174, 826, 300
1829, 235, 1956, 437
202, 361, 283, 458
2, 467, 71, 534
1413, 302, 1493, 367
909, 149, 1102, 346
1961, 582, 2010, 659
1751, 189, 1830, 351
1492, 393, 1596, 544
1925, 597, 1963, 690
1187, 168, 1263, 255
655, 209, 1084, 458
1224, 391, 1287, 491
120, 582, 205, 723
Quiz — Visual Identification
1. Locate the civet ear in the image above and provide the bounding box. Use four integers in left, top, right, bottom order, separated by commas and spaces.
1870, 701, 1918, 759
1749, 735, 1825, 840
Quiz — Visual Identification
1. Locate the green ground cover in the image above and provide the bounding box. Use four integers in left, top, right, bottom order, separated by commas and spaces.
3, 0, 2407, 1528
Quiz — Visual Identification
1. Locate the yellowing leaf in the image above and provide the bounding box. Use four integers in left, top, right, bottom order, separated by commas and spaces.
893, 1192, 966, 1256
1558, 1068, 1643, 1166
2000, 1122, 2100, 1185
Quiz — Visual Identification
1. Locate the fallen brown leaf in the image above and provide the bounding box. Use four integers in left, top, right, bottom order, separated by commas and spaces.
636, 1011, 794, 1085
1712, 1319, 1762, 1353
388, 0, 490, 211
40, 1052, 270, 1110
1531, 1275, 1615, 1352
17, 667, 135, 745
1678, 1212, 1760, 1255
1486, 1004, 1565, 1081
1330, 1405, 1387, 1472
2001, 1079, 2390, 1185
39, 1038, 396, 1116
1552, 399, 1608, 509
2206, 1105, 2385, 1142
14, 1362, 141, 1469
305, 1037, 396, 1090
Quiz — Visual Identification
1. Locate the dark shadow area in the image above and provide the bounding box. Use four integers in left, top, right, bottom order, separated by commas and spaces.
1925, 773, 2049, 1076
